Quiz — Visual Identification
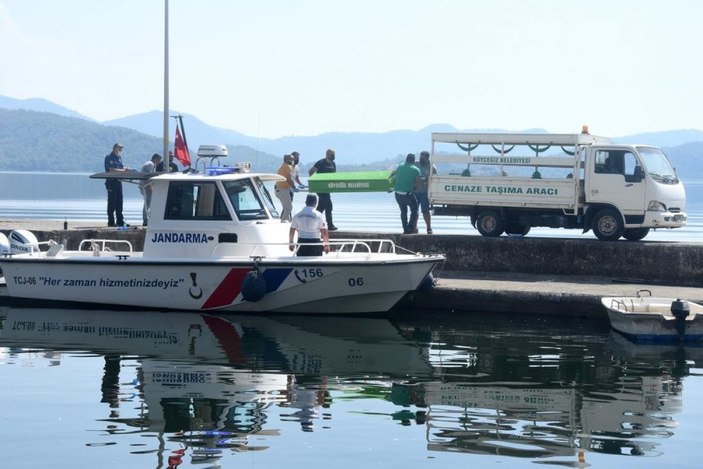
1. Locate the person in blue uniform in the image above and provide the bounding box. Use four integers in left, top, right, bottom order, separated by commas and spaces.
104, 143, 132, 227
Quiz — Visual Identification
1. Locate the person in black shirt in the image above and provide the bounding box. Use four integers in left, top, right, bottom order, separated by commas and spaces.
156, 150, 179, 172
308, 148, 338, 230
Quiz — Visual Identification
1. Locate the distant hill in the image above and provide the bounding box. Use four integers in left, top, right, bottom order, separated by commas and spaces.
615, 129, 703, 147
105, 111, 264, 151
1, 95, 703, 180
0, 96, 92, 121
0, 108, 280, 173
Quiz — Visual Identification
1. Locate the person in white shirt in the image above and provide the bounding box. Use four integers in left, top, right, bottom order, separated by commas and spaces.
289, 194, 330, 256
291, 151, 305, 188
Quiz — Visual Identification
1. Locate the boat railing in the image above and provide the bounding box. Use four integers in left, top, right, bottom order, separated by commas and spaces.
209, 238, 401, 258
609, 290, 655, 313
78, 239, 134, 255
609, 298, 630, 312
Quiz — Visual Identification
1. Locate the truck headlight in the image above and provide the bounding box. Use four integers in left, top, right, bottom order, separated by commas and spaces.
647, 200, 667, 211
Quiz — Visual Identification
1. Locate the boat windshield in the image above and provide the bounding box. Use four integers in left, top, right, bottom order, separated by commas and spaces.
255, 178, 280, 218
223, 179, 270, 221
637, 146, 679, 184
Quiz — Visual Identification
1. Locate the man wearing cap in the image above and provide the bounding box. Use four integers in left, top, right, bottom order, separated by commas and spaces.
104, 143, 131, 227
289, 194, 330, 256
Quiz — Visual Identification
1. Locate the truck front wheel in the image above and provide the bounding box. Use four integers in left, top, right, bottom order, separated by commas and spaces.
623, 227, 650, 241
592, 209, 624, 241
476, 211, 504, 237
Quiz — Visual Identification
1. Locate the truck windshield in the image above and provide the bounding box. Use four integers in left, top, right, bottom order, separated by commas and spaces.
637, 147, 679, 184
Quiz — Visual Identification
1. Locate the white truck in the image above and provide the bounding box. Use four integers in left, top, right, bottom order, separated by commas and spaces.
429, 131, 687, 241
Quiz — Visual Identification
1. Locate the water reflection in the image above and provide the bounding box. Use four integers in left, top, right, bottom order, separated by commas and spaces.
0, 307, 699, 465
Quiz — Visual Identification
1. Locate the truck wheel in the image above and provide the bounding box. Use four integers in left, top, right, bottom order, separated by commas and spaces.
505, 224, 531, 236
592, 209, 624, 241
623, 227, 650, 241
476, 211, 504, 237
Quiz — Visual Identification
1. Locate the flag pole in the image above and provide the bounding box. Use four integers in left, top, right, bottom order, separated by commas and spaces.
162, 0, 170, 161
177, 114, 190, 154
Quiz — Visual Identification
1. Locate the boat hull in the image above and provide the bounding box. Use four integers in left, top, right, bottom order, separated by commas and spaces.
0, 254, 440, 314
602, 297, 703, 343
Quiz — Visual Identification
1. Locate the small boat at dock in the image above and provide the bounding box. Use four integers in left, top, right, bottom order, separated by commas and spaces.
0, 147, 444, 314
602, 290, 703, 343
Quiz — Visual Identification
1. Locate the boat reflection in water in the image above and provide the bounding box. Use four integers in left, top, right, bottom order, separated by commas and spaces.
0, 308, 698, 465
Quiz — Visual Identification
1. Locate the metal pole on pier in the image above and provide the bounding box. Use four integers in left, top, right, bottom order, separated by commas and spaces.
162, 0, 170, 161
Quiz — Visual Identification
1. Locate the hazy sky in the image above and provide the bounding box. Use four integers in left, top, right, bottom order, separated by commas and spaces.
1, 0, 701, 139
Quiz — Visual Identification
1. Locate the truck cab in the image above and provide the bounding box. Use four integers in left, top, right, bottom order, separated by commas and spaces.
429, 131, 687, 241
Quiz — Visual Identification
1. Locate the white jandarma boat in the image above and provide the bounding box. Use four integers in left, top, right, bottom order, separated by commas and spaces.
0, 149, 443, 314
602, 291, 703, 343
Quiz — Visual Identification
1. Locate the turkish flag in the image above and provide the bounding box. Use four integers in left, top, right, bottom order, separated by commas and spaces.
174, 124, 191, 167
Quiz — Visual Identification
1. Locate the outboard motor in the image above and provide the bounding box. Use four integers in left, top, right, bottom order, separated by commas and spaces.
9, 230, 40, 254
0, 232, 9, 276
0, 232, 10, 255
671, 299, 690, 339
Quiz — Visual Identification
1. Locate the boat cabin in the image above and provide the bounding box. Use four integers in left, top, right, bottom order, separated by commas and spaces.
142, 146, 290, 258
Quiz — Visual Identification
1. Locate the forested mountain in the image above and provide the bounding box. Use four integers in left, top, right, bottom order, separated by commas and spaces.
0, 109, 281, 173
1, 95, 702, 179
0, 96, 91, 120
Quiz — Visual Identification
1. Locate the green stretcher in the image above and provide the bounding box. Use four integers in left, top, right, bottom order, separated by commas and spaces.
307, 170, 395, 193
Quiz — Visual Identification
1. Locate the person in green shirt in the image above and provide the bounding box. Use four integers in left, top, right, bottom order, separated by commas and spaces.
393, 153, 421, 234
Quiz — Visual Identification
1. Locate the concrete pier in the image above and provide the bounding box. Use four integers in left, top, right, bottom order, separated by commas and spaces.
2, 220, 702, 318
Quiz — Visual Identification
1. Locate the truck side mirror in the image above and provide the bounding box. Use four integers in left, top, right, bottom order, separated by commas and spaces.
634, 166, 644, 181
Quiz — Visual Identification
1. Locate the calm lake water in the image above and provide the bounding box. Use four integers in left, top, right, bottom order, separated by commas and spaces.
0, 171, 701, 242
1, 308, 702, 468
1, 172, 703, 467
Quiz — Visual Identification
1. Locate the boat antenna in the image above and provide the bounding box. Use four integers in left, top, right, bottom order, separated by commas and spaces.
162, 0, 170, 161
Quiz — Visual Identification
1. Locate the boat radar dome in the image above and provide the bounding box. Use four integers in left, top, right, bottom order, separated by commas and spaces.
197, 144, 228, 158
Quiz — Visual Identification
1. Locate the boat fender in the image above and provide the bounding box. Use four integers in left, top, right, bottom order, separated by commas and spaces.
241, 269, 267, 302
0, 232, 10, 254
671, 299, 690, 338
416, 273, 435, 292
9, 230, 39, 254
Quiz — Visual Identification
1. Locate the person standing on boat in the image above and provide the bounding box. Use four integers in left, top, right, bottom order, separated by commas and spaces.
275, 154, 295, 222
139, 153, 162, 226
415, 151, 438, 234
156, 150, 179, 172
104, 143, 132, 227
308, 149, 338, 231
394, 153, 421, 234
291, 151, 306, 189
289, 194, 330, 256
